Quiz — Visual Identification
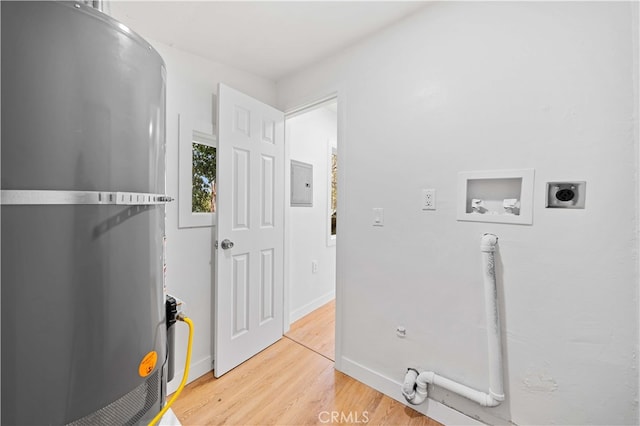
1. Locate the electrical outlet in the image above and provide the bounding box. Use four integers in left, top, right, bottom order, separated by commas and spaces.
421, 189, 436, 210
312, 261, 318, 274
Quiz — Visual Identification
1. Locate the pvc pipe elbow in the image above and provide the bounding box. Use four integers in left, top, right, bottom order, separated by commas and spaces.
412, 385, 428, 405
480, 233, 498, 252
490, 389, 505, 402
402, 369, 432, 405
416, 371, 435, 386
483, 393, 503, 407
401, 368, 419, 399
404, 371, 433, 405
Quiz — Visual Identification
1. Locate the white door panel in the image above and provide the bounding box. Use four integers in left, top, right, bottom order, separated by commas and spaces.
215, 84, 284, 377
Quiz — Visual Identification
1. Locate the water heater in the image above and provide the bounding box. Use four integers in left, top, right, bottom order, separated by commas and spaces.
1, 2, 170, 424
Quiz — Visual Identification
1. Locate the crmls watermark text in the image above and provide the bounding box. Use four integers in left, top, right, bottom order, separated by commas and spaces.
318, 411, 370, 424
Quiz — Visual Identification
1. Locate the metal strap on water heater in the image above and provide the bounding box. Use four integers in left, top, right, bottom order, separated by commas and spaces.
0, 190, 174, 206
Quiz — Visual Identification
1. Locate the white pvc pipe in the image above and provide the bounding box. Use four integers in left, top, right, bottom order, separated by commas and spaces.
401, 368, 419, 400
402, 233, 504, 408
480, 233, 505, 403
409, 371, 501, 407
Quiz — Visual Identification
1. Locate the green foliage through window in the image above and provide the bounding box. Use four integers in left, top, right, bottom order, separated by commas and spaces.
192, 142, 217, 213
330, 151, 337, 236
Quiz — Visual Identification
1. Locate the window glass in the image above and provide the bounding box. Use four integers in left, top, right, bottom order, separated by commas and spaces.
192, 142, 217, 213
330, 149, 337, 236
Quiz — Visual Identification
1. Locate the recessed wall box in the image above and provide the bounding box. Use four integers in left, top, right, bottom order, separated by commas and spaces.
291, 160, 313, 207
457, 169, 535, 225
546, 181, 586, 209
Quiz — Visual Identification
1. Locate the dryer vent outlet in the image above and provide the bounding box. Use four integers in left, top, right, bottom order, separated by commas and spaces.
546, 182, 586, 209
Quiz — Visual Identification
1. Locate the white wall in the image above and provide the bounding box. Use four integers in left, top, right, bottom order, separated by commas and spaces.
287, 106, 337, 322
152, 40, 277, 392
278, 2, 639, 425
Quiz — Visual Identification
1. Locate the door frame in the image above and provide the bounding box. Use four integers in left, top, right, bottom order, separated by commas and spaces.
283, 92, 345, 370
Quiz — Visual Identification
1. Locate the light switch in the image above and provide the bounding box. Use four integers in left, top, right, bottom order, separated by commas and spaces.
373, 208, 384, 226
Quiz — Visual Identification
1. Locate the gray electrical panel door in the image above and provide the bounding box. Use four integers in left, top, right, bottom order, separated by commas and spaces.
291, 160, 313, 207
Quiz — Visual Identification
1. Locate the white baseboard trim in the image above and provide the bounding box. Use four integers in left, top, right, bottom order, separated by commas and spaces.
289, 290, 335, 323
167, 355, 212, 395
339, 356, 484, 426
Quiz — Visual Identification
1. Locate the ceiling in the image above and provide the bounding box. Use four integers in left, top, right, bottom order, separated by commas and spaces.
109, 1, 429, 81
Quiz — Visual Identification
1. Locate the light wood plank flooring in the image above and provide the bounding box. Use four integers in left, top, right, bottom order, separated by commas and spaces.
285, 300, 336, 361
171, 302, 441, 425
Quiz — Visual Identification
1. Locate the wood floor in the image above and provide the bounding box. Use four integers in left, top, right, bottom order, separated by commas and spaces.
285, 300, 336, 361
170, 301, 441, 425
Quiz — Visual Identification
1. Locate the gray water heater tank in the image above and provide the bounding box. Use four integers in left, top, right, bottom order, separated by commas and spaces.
2, 1, 169, 424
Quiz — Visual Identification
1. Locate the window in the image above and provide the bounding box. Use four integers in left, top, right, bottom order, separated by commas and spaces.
330, 147, 337, 236
191, 142, 217, 213
179, 114, 217, 228
327, 142, 337, 246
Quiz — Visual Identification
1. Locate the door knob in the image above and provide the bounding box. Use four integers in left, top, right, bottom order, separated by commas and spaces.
220, 239, 234, 250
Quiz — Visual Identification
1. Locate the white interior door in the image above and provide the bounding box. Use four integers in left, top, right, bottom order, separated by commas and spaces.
214, 83, 285, 377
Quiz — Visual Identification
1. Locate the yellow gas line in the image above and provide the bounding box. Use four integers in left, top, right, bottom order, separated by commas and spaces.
148, 316, 194, 426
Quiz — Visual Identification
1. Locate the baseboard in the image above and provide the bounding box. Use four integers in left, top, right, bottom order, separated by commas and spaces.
289, 290, 335, 323
339, 356, 484, 426
167, 355, 212, 395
